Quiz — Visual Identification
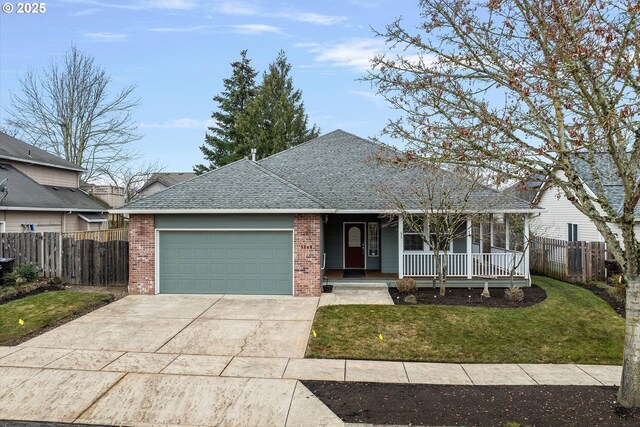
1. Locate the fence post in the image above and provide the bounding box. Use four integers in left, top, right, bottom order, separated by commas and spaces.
57, 233, 63, 278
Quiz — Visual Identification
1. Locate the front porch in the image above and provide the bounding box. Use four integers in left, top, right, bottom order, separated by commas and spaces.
321, 212, 531, 288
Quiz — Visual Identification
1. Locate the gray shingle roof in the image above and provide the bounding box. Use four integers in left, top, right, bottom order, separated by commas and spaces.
260, 130, 533, 211
122, 158, 328, 210
0, 163, 109, 211
0, 132, 84, 172
139, 172, 197, 192
571, 153, 640, 217
118, 130, 535, 212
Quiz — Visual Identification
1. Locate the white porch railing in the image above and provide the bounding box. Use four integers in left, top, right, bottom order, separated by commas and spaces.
402, 252, 526, 278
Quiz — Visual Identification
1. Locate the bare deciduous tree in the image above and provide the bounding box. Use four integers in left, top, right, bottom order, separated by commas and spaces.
100, 161, 164, 203
7, 45, 141, 181
366, 0, 640, 407
380, 161, 488, 296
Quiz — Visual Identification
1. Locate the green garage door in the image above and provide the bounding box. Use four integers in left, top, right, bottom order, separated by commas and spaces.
159, 230, 293, 294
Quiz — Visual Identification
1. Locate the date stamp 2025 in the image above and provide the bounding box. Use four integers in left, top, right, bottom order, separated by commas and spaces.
2, 2, 46, 14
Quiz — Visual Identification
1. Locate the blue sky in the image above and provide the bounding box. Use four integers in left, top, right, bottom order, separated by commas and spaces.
0, 0, 422, 173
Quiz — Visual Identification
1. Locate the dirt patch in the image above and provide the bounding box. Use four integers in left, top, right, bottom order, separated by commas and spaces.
304, 381, 640, 426
63, 284, 128, 300
578, 282, 625, 318
389, 285, 546, 308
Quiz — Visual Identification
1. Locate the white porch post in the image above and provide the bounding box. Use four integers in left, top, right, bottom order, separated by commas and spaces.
524, 214, 530, 280
489, 214, 494, 249
398, 215, 404, 278
505, 214, 510, 251
466, 218, 472, 279
479, 221, 483, 253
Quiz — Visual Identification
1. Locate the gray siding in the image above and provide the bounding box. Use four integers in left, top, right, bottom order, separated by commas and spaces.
381, 223, 398, 273
324, 214, 384, 270
155, 214, 293, 229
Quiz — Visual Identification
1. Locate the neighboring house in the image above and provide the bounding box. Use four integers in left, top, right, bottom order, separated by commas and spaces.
116, 130, 538, 297
0, 132, 109, 233
505, 174, 546, 203
80, 183, 126, 208
533, 153, 640, 243
136, 172, 197, 199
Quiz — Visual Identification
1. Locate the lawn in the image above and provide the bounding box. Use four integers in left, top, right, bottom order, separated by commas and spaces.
0, 290, 113, 345
306, 276, 625, 364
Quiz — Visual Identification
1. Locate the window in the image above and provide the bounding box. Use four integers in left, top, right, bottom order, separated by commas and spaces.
403, 219, 425, 251
568, 223, 579, 242
367, 223, 379, 257
0, 221, 4, 233
348, 226, 361, 247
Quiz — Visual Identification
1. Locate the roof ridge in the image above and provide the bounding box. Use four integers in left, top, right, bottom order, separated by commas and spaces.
129, 158, 249, 205
249, 160, 329, 208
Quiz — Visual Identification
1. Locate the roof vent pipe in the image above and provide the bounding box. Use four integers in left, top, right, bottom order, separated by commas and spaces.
250, 148, 257, 162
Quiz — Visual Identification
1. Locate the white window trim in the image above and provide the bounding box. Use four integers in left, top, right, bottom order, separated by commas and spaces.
367, 222, 380, 257
402, 220, 454, 253
0, 221, 5, 233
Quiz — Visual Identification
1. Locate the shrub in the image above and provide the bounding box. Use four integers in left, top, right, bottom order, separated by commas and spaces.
504, 287, 525, 303
611, 275, 626, 300
2, 271, 23, 286
396, 278, 417, 293
403, 294, 418, 304
16, 263, 38, 282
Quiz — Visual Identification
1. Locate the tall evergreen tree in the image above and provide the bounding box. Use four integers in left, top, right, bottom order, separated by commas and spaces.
194, 50, 257, 173
236, 50, 319, 160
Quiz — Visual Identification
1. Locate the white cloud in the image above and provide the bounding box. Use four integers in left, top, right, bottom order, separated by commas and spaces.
230, 24, 282, 35
300, 38, 437, 72
148, 25, 209, 33
302, 39, 384, 71
140, 118, 210, 129
213, 1, 346, 26
83, 32, 128, 42
72, 8, 101, 16
61, 0, 196, 11
350, 90, 386, 107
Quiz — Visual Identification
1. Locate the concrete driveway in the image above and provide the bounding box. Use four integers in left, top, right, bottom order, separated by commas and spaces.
0, 294, 346, 426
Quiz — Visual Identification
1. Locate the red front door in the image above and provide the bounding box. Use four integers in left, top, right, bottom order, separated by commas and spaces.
344, 224, 365, 269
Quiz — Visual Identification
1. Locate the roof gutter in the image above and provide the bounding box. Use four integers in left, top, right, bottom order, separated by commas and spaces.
0, 206, 108, 213
0, 155, 85, 172
110, 208, 337, 215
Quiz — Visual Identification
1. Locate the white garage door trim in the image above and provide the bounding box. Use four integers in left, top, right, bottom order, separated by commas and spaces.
154, 228, 295, 295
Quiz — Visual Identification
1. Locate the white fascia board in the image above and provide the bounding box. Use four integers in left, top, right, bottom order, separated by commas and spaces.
0, 206, 108, 212
111, 208, 336, 215
0, 155, 85, 172
336, 208, 544, 214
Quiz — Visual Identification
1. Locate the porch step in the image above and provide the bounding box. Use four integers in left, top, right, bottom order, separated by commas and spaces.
330, 282, 390, 291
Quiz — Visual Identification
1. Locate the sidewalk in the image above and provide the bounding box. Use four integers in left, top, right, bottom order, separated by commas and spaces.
0, 345, 622, 426
0, 345, 621, 386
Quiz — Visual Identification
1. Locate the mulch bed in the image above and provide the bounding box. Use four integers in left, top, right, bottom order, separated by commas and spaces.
578, 282, 625, 318
304, 381, 640, 426
389, 285, 547, 308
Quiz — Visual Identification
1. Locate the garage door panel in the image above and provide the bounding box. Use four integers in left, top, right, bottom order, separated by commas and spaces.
159, 230, 292, 295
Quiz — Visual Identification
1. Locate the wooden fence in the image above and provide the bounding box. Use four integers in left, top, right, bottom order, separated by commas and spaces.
529, 236, 607, 283
61, 238, 128, 285
0, 232, 60, 277
0, 230, 128, 286
62, 228, 128, 242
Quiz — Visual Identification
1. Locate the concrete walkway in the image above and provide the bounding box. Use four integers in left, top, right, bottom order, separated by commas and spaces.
0, 293, 624, 426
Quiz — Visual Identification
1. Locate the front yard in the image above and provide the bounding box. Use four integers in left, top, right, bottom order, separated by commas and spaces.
307, 276, 625, 364
0, 290, 114, 345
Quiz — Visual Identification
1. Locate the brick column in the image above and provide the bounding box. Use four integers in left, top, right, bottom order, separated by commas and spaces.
293, 214, 322, 297
128, 214, 156, 295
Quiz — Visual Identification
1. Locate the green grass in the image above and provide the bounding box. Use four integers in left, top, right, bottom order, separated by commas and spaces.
306, 276, 625, 364
0, 290, 113, 345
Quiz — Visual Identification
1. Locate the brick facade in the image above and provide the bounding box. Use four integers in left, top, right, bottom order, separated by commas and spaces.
128, 214, 156, 295
293, 214, 322, 296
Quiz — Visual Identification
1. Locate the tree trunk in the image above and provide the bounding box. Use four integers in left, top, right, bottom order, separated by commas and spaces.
439, 253, 447, 296
619, 277, 640, 408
